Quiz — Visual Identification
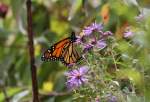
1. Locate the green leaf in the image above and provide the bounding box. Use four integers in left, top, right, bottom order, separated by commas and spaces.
0, 87, 22, 102
11, 90, 30, 102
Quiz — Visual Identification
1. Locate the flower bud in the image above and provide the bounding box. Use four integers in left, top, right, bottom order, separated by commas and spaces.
0, 3, 8, 18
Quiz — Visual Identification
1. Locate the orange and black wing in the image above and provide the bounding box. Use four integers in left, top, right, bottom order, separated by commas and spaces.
60, 42, 82, 65
41, 32, 82, 66
41, 38, 70, 61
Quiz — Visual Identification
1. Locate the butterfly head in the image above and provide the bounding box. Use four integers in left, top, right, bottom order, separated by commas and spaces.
70, 32, 77, 42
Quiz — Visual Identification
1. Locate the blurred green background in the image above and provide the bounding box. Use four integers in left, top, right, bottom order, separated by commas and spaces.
0, 0, 150, 102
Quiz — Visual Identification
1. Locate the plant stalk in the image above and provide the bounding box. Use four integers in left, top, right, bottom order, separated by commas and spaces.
26, 0, 39, 101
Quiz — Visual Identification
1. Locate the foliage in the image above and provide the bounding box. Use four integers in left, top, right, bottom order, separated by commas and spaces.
0, 0, 150, 102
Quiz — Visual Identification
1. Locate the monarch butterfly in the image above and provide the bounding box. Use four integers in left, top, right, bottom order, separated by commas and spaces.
41, 32, 82, 66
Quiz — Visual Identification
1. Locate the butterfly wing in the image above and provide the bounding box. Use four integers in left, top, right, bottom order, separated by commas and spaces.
41, 32, 82, 66
60, 42, 82, 65
41, 38, 70, 61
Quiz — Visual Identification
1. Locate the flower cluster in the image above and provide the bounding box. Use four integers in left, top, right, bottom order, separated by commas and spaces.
65, 22, 113, 89
64, 22, 120, 101
77, 22, 113, 53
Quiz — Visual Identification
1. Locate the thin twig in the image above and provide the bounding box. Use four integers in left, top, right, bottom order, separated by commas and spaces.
39, 91, 71, 100
26, 0, 39, 102
40, 91, 71, 97
110, 47, 118, 71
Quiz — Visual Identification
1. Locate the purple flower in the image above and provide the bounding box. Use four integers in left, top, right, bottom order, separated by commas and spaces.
65, 66, 89, 89
83, 44, 93, 53
75, 35, 84, 44
83, 27, 93, 36
96, 39, 107, 49
135, 13, 144, 22
83, 22, 103, 36
124, 31, 133, 38
95, 97, 101, 102
124, 30, 134, 38
123, 27, 134, 38
106, 94, 118, 102
108, 96, 117, 102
